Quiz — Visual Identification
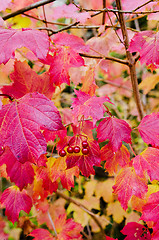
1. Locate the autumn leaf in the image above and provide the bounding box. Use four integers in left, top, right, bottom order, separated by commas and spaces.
129, 31, 159, 69
81, 67, 98, 96
0, 147, 34, 190
107, 201, 127, 224
97, 117, 132, 152
105, 237, 118, 240
138, 113, 159, 147
141, 191, 159, 223
0, 0, 11, 11
55, 213, 83, 239
52, 3, 90, 24
139, 73, 159, 94
2, 60, 55, 99
34, 166, 58, 200
133, 147, 159, 181
0, 92, 63, 163
0, 28, 49, 64
66, 139, 101, 177
52, 32, 89, 53
121, 222, 151, 240
0, 186, 32, 223
29, 229, 55, 240
44, 46, 84, 86
113, 167, 148, 210
50, 157, 79, 191
71, 89, 111, 125
101, 144, 130, 174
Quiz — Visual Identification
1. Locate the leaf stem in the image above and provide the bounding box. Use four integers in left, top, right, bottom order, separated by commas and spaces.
47, 210, 57, 237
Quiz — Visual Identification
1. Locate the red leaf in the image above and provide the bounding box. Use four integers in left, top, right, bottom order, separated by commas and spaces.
29, 229, 55, 240
0, 186, 32, 223
0, 28, 49, 64
2, 60, 55, 99
35, 166, 58, 197
138, 113, 159, 147
105, 237, 118, 240
55, 213, 83, 240
97, 117, 132, 152
66, 139, 101, 177
0, 147, 34, 190
141, 191, 159, 222
129, 31, 159, 69
101, 144, 130, 174
52, 32, 89, 53
121, 222, 151, 240
45, 46, 84, 86
133, 147, 159, 181
50, 157, 79, 190
0, 92, 63, 163
71, 89, 111, 126
113, 167, 148, 210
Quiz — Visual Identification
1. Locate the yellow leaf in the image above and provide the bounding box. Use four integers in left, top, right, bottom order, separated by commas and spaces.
139, 74, 159, 94
107, 201, 127, 224
95, 179, 115, 203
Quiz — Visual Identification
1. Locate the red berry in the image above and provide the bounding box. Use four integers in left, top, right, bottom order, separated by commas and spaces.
67, 146, 74, 153
82, 140, 88, 148
59, 149, 66, 157
73, 146, 80, 153
82, 148, 89, 155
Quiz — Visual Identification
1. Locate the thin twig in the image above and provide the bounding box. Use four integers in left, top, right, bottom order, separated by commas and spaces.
3, 0, 56, 21
0, 93, 14, 101
80, 53, 129, 65
56, 190, 106, 240
47, 210, 57, 236
102, 0, 106, 25
115, 0, 145, 120
132, 0, 155, 12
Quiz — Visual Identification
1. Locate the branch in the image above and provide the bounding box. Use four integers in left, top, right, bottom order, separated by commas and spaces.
80, 53, 129, 65
56, 190, 106, 240
115, 0, 145, 120
3, 0, 55, 21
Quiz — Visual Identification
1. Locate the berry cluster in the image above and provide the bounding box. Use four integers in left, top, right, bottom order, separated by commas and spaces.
59, 140, 89, 157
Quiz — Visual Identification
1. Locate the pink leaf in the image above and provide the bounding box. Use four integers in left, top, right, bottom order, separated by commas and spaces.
0, 0, 11, 11
0, 28, 49, 64
121, 222, 151, 240
97, 117, 132, 152
52, 4, 90, 24
0, 186, 32, 223
141, 191, 159, 223
0, 92, 63, 163
138, 112, 159, 147
52, 32, 89, 53
2, 60, 55, 99
133, 147, 159, 181
113, 167, 148, 210
29, 229, 55, 240
129, 31, 159, 69
71, 89, 111, 126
